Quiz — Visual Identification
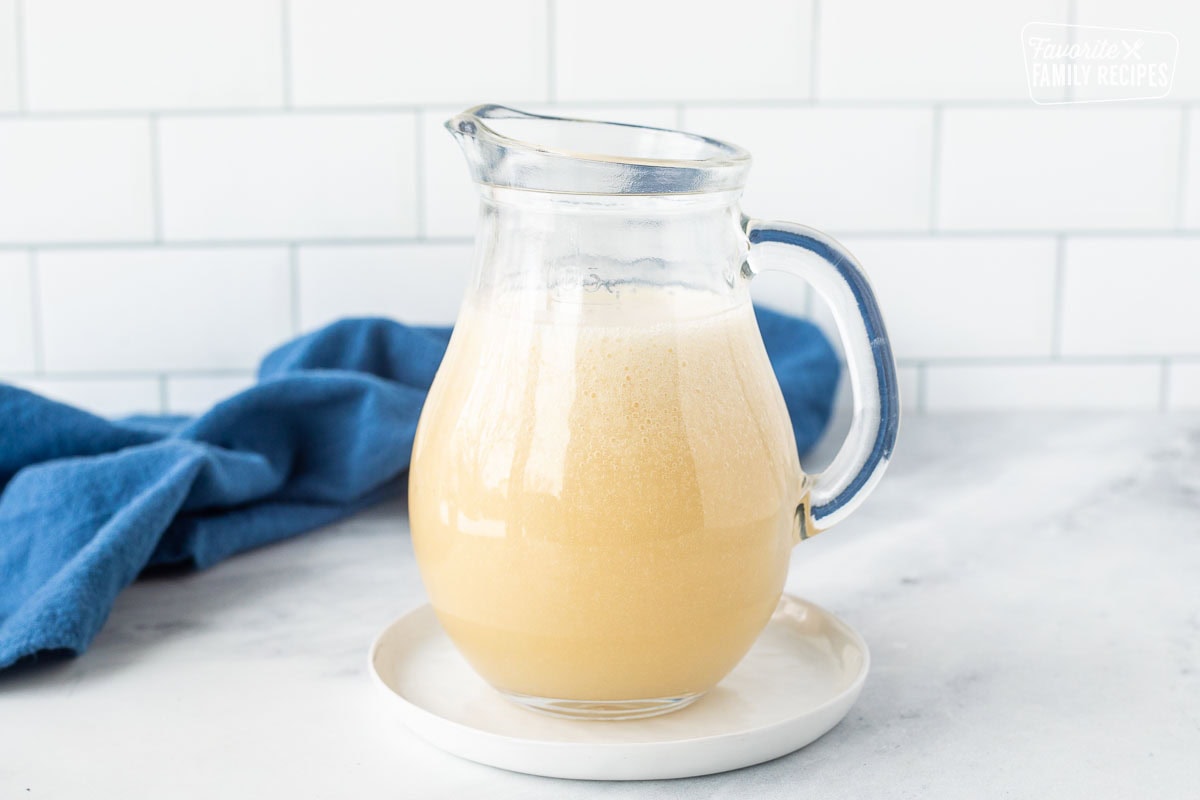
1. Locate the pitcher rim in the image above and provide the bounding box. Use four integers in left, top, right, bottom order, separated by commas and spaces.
449, 104, 752, 169
446, 104, 752, 196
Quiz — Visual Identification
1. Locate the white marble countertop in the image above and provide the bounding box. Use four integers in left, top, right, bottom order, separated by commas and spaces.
2, 413, 1198, 798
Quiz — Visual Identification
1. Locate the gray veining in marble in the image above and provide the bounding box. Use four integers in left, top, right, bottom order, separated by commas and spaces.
1, 414, 1198, 798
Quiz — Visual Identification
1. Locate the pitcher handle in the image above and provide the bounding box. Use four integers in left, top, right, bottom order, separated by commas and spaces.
745, 219, 900, 534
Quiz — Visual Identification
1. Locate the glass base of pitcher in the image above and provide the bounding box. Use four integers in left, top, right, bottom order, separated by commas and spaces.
501, 689, 705, 720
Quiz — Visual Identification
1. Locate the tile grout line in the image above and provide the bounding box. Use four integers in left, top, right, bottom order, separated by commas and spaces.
928, 105, 943, 231
414, 112, 427, 238
545, 0, 556, 102
809, 0, 821, 99
1175, 106, 1190, 229
1159, 358, 1171, 411
148, 114, 164, 242
1050, 235, 1066, 358
288, 244, 301, 335
280, 0, 293, 109
0, 236, 479, 251
13, 0, 27, 111
1, 99, 1195, 119
895, 355, 1200, 366
27, 249, 44, 373
3, 230, 1200, 253
4, 368, 260, 380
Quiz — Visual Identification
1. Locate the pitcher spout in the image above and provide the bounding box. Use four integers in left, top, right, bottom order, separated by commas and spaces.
444, 104, 750, 196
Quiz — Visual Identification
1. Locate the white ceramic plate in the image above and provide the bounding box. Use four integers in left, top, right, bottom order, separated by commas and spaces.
368, 594, 869, 781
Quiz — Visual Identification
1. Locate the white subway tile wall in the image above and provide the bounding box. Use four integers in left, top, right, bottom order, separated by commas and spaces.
23, 0, 284, 111
1075, 0, 1200, 100
158, 114, 417, 240
297, 243, 474, 329
554, 0, 812, 102
8, 376, 162, 417
0, 0, 1196, 417
838, 238, 1058, 359
818, 0, 1069, 101
0, 119, 154, 243
925, 364, 1163, 410
289, 0, 547, 107
937, 108, 1181, 231
682, 107, 934, 232
37, 248, 291, 372
0, 0, 18, 110
1184, 109, 1200, 228
1168, 363, 1200, 408
165, 374, 256, 414
896, 367, 922, 416
0, 252, 34, 371
1061, 238, 1200, 356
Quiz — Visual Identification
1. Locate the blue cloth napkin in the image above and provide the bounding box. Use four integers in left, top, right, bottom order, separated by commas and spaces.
0, 309, 839, 671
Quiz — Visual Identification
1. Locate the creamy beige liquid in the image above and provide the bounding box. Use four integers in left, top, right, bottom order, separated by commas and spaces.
409, 286, 803, 701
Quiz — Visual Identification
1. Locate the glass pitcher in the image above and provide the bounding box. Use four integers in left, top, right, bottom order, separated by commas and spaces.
409, 105, 899, 720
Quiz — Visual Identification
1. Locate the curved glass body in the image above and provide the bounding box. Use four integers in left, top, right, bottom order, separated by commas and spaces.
409, 106, 898, 720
